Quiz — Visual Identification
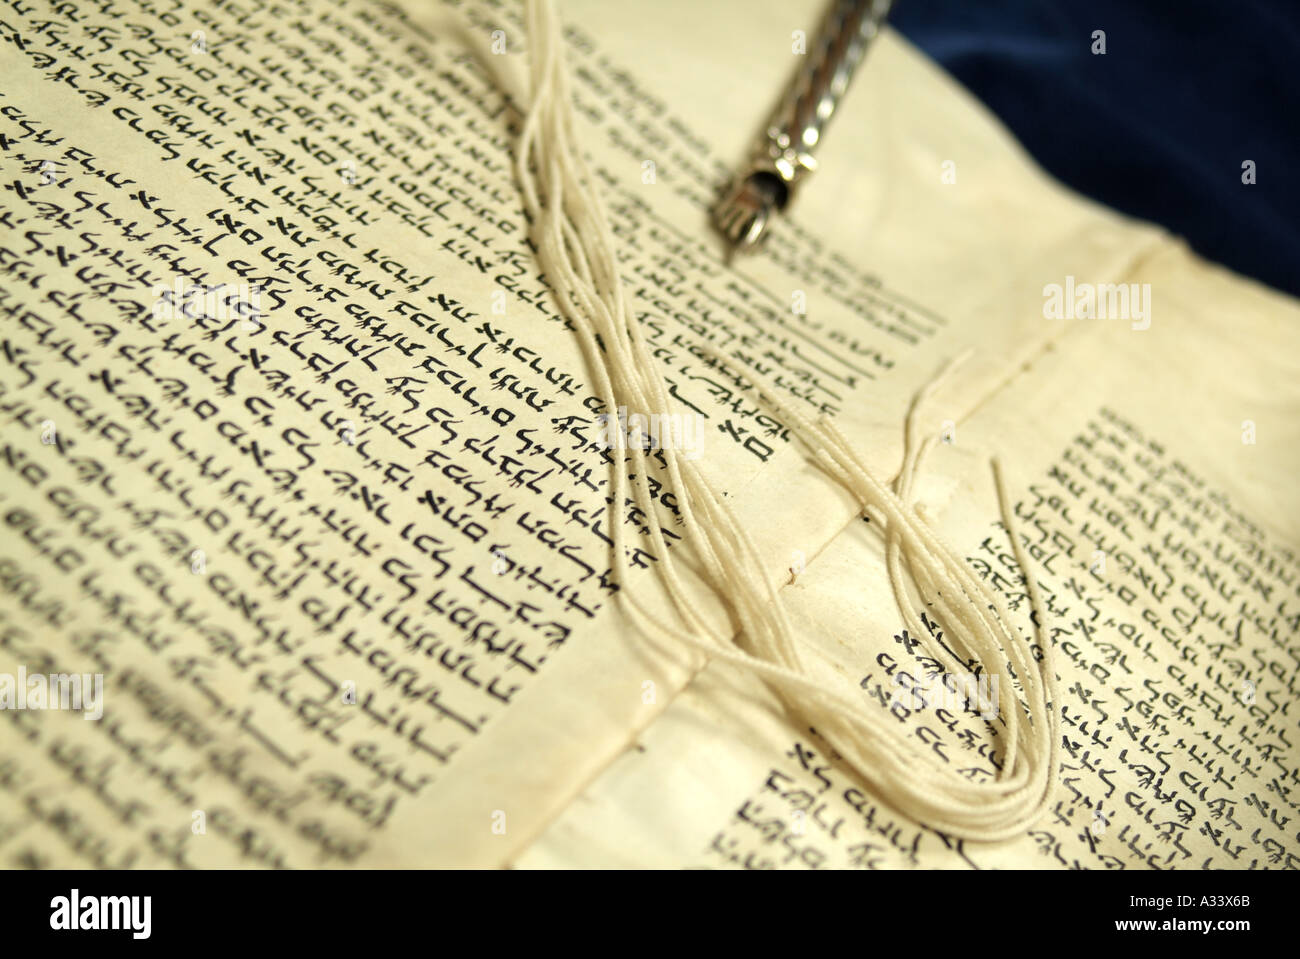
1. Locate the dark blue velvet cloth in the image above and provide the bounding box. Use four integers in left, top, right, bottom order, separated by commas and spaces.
891, 1, 1299, 298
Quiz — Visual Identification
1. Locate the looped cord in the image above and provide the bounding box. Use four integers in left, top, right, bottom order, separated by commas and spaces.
514, 0, 1059, 840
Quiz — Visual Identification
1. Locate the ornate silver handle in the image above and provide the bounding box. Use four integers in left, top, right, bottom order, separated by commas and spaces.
713, 0, 893, 253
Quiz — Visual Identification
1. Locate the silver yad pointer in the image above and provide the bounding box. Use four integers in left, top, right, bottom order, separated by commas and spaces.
713, 0, 893, 255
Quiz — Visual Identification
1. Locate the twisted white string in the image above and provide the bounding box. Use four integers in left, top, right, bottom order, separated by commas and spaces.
514, 0, 1059, 840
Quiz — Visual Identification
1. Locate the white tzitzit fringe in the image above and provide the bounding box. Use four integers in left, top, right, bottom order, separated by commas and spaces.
514, 0, 1059, 841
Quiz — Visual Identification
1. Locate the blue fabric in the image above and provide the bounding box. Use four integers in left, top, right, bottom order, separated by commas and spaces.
891, 1, 1299, 298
